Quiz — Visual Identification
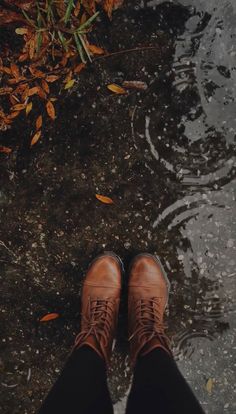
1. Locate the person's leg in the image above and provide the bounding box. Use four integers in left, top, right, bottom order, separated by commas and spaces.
38, 252, 122, 414
39, 346, 113, 414
126, 254, 204, 414
126, 348, 204, 414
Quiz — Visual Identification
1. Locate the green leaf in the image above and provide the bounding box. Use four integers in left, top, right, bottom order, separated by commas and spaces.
78, 34, 92, 62
58, 30, 68, 51
78, 11, 99, 32
36, 31, 43, 52
64, 0, 74, 24
74, 33, 86, 64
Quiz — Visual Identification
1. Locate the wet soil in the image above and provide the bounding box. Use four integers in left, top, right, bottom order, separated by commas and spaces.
0, 1, 236, 413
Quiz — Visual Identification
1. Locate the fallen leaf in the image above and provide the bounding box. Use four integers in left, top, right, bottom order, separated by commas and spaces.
74, 0, 81, 16
206, 378, 213, 394
28, 86, 39, 96
7, 111, 20, 120
95, 194, 114, 204
0, 146, 12, 154
39, 312, 59, 322
18, 53, 28, 62
64, 79, 75, 90
37, 87, 47, 100
0, 87, 13, 95
46, 100, 56, 120
122, 80, 148, 90
74, 63, 85, 74
107, 84, 127, 94
46, 75, 60, 83
103, 0, 114, 19
30, 130, 41, 146
88, 44, 105, 55
41, 79, 50, 94
15, 27, 28, 35
29, 36, 35, 59
36, 115, 42, 130
10, 63, 20, 79
26, 101, 32, 115
29, 66, 44, 77
11, 103, 26, 111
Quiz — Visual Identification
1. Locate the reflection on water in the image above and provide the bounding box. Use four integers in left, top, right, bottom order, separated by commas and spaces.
133, 0, 236, 359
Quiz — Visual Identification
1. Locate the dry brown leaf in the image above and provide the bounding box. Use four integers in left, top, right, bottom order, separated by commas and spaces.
41, 79, 49, 94
0, 146, 12, 154
37, 87, 47, 100
26, 101, 32, 115
7, 78, 19, 85
10, 63, 20, 79
22, 85, 30, 101
46, 100, 56, 120
206, 378, 213, 394
64, 79, 75, 90
107, 84, 127, 94
28, 86, 39, 96
74, 63, 85, 74
0, 67, 11, 75
74, 0, 81, 16
15, 27, 28, 35
88, 44, 105, 55
29, 36, 35, 59
7, 111, 20, 120
39, 312, 60, 322
9, 95, 19, 105
36, 115, 42, 130
46, 75, 60, 83
95, 194, 114, 204
0, 87, 13, 95
11, 103, 26, 111
103, 0, 114, 19
18, 53, 28, 62
29, 66, 44, 77
31, 130, 41, 146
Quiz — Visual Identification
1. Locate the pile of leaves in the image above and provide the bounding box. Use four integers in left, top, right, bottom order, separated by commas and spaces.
0, 0, 123, 151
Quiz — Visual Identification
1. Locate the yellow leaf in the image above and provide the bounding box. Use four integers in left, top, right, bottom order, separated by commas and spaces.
206, 378, 213, 394
39, 313, 60, 322
107, 84, 127, 94
36, 115, 42, 130
95, 194, 114, 204
15, 27, 28, 35
88, 44, 105, 55
0, 146, 12, 154
46, 100, 56, 120
26, 101, 33, 115
64, 79, 75, 90
31, 130, 41, 146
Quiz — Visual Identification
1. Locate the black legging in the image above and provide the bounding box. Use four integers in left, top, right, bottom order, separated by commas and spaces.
38, 346, 204, 414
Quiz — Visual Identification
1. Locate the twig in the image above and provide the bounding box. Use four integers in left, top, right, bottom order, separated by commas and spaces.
95, 46, 160, 60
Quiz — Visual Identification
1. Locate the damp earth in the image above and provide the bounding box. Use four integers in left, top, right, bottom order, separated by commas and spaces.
0, 1, 236, 413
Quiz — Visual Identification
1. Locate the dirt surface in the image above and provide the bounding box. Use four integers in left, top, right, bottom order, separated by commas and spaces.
1, 1, 236, 413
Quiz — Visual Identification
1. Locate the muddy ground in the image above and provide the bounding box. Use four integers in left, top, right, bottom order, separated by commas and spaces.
0, 1, 236, 413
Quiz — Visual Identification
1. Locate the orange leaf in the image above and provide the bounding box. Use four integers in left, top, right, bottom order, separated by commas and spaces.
0, 146, 12, 154
41, 79, 50, 94
103, 0, 114, 19
26, 101, 33, 115
0, 87, 13, 95
74, 63, 85, 74
18, 53, 28, 62
11, 103, 26, 111
74, 1, 81, 16
11, 63, 20, 79
7, 111, 20, 120
88, 44, 105, 55
107, 84, 127, 94
29, 66, 44, 77
31, 130, 41, 146
36, 115, 43, 130
46, 75, 60, 83
46, 100, 56, 120
28, 86, 39, 96
95, 194, 114, 204
29, 37, 35, 59
39, 313, 60, 322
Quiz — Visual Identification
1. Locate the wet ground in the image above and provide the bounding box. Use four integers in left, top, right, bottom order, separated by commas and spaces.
0, 0, 236, 413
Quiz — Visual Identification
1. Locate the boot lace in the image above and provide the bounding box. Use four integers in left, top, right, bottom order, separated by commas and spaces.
74, 298, 115, 349
129, 297, 170, 347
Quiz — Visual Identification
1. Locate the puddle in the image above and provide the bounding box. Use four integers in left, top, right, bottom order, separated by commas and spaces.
0, 1, 236, 413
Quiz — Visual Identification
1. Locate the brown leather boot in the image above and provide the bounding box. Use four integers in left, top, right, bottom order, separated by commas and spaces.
73, 252, 122, 366
128, 254, 172, 366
